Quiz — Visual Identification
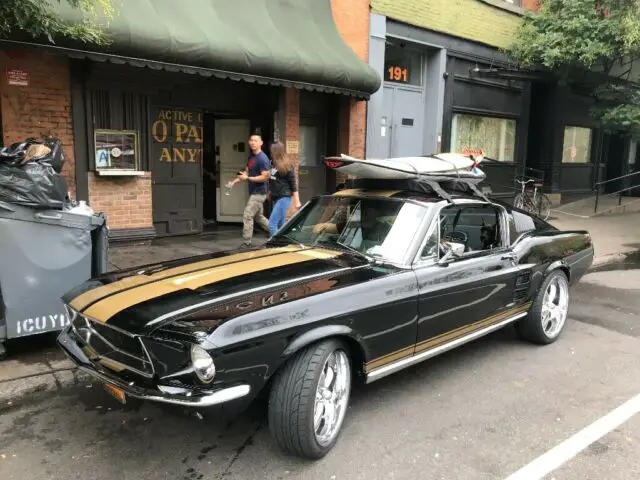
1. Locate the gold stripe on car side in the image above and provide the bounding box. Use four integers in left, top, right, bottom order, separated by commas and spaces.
364, 345, 415, 372
364, 302, 533, 373
69, 245, 304, 312
83, 248, 341, 323
413, 302, 532, 354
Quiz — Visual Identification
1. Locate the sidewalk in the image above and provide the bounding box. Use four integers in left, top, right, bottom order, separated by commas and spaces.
550, 211, 640, 266
1, 216, 636, 405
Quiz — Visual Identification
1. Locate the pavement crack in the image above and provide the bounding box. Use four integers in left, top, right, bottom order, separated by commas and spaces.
218, 421, 262, 478
0, 367, 77, 384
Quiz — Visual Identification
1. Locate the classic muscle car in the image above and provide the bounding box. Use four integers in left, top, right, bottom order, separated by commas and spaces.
57, 175, 593, 460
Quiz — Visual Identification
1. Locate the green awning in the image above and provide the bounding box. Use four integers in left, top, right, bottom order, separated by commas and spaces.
2, 0, 381, 98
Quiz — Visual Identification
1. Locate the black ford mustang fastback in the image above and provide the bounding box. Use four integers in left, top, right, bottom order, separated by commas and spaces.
57, 177, 593, 459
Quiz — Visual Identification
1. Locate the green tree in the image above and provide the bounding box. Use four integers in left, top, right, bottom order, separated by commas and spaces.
0, 0, 114, 45
507, 0, 640, 133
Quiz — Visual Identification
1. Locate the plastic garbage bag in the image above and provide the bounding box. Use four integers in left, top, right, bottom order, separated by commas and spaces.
0, 136, 68, 209
0, 161, 68, 209
0, 136, 65, 173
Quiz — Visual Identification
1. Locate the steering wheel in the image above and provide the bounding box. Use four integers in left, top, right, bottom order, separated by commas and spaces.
442, 230, 468, 244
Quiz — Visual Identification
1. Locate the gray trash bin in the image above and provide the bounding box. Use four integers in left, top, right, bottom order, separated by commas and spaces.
0, 200, 108, 356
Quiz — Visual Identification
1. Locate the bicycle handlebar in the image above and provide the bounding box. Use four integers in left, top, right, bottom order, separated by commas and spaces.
515, 179, 537, 185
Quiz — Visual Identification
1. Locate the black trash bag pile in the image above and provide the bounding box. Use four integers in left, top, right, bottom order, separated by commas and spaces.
0, 137, 69, 209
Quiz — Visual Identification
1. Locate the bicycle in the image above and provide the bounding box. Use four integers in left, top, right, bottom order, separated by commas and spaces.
513, 178, 552, 220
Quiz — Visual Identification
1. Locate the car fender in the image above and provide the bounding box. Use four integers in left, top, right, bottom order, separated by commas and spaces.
544, 259, 571, 282
281, 324, 369, 366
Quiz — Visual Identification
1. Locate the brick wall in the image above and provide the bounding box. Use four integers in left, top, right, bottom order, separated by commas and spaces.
331, 0, 369, 162
0, 49, 76, 197
371, 0, 525, 49
522, 0, 541, 12
88, 173, 153, 230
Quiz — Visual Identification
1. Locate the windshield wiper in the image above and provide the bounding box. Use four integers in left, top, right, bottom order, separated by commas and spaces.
326, 239, 378, 263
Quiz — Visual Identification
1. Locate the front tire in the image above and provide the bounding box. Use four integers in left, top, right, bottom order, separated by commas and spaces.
268, 339, 352, 459
516, 270, 570, 345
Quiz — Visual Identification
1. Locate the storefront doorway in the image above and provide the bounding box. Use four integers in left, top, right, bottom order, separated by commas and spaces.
151, 106, 204, 236
382, 85, 425, 158
214, 119, 251, 222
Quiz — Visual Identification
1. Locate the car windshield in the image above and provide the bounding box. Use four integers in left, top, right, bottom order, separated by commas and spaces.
273, 195, 430, 264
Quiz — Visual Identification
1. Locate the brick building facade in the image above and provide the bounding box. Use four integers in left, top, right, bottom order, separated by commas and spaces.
0, 0, 378, 239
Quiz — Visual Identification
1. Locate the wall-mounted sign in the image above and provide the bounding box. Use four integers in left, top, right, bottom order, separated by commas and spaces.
151, 108, 203, 163
6, 69, 29, 86
386, 65, 409, 83
286, 140, 299, 154
94, 130, 139, 170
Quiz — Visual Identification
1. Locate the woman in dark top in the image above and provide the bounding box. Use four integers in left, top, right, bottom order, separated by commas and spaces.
268, 142, 301, 237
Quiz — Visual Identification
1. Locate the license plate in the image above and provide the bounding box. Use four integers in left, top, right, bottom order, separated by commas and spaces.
103, 383, 127, 404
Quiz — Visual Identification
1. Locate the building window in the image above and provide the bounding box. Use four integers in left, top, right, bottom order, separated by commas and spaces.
450, 114, 517, 162
94, 130, 140, 171
562, 126, 592, 164
384, 43, 422, 86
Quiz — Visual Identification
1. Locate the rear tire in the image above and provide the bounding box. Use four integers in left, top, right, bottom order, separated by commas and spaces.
268, 339, 352, 459
516, 270, 570, 345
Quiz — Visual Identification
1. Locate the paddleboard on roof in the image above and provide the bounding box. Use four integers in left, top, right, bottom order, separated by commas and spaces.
323, 153, 486, 182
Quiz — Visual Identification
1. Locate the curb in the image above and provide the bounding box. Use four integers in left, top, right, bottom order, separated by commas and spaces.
0, 368, 91, 406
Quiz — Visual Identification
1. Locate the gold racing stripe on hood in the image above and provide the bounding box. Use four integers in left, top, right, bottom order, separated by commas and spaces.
83, 247, 341, 323
69, 245, 304, 312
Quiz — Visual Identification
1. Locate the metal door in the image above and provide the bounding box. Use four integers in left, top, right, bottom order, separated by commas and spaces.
383, 87, 425, 158
151, 106, 203, 236
215, 119, 251, 222
297, 116, 326, 203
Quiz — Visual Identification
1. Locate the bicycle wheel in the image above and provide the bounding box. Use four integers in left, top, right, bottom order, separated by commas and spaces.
535, 193, 552, 220
513, 193, 526, 210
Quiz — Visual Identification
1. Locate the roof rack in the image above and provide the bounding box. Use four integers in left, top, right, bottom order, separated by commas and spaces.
324, 155, 490, 204
342, 176, 490, 203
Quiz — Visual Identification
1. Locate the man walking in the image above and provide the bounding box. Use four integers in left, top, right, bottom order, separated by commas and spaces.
228, 134, 271, 247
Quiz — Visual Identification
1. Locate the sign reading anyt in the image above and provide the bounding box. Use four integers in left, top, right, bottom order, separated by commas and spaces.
151, 108, 203, 163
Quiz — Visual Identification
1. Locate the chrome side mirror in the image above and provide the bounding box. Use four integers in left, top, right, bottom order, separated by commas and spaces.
437, 241, 464, 266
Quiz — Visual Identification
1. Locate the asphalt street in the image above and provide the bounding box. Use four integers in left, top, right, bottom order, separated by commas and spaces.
1, 259, 640, 480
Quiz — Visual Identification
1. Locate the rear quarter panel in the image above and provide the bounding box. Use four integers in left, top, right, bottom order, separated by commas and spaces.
512, 229, 594, 299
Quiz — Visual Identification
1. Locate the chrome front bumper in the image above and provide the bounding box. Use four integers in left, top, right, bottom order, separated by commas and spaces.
57, 326, 250, 408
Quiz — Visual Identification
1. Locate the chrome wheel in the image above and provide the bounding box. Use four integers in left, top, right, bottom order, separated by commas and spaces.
541, 274, 569, 338
313, 349, 351, 447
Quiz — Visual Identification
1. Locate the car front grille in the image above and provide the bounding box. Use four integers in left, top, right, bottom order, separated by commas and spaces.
68, 307, 154, 378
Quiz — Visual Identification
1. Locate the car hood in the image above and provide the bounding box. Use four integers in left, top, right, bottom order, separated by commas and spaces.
63, 244, 379, 335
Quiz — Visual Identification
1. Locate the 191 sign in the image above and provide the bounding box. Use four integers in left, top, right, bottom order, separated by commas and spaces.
386, 65, 409, 83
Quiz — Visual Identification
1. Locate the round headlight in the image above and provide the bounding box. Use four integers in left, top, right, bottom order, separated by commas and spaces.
190, 344, 216, 384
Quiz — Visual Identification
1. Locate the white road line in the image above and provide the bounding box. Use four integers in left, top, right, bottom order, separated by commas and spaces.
504, 392, 640, 480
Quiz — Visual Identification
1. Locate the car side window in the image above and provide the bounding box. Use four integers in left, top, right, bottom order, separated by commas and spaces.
507, 210, 547, 244
438, 203, 504, 254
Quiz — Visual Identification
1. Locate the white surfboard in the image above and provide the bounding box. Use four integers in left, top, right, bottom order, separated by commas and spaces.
324, 154, 486, 183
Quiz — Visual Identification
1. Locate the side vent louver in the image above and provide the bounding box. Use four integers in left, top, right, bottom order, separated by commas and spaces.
514, 270, 532, 303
